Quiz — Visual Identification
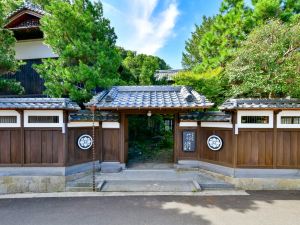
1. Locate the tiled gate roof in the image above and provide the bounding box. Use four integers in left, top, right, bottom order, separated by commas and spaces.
86, 86, 213, 110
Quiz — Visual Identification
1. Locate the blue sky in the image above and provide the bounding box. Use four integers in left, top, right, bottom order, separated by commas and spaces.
101, 0, 223, 69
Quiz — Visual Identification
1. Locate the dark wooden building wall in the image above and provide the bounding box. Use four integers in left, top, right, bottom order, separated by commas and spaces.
24, 129, 64, 165
199, 128, 234, 167
3, 59, 45, 95
67, 127, 100, 166
0, 129, 21, 165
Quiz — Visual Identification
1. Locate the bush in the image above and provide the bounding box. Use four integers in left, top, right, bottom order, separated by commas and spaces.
0, 79, 24, 95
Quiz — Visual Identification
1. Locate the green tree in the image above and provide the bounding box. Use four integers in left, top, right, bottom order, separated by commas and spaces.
182, 16, 215, 69
174, 68, 227, 107
0, 1, 24, 94
253, 0, 300, 22
225, 19, 300, 98
183, 0, 300, 72
120, 49, 170, 85
35, 0, 121, 103
190, 0, 253, 72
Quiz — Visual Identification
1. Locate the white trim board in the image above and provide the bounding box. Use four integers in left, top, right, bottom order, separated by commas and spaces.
102, 122, 120, 129
201, 122, 233, 128
0, 110, 21, 127
68, 122, 100, 128
237, 110, 274, 128
277, 110, 300, 128
179, 122, 198, 127
24, 110, 64, 128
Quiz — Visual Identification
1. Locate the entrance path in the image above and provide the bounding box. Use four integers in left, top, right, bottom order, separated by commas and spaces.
67, 169, 234, 192
0, 191, 300, 225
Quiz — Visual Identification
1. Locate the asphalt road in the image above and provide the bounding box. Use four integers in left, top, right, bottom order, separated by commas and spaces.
0, 191, 300, 225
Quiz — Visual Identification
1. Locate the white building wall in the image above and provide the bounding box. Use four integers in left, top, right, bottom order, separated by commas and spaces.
15, 39, 58, 60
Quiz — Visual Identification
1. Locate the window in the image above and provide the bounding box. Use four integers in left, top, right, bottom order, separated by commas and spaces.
277, 111, 300, 128
28, 116, 59, 124
0, 111, 21, 127
281, 117, 300, 124
24, 110, 63, 128
241, 116, 269, 124
0, 116, 17, 124
237, 111, 273, 129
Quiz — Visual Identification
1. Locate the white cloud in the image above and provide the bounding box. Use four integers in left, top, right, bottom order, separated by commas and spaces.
102, 0, 180, 55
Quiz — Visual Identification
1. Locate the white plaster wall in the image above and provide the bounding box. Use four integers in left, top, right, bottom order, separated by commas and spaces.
15, 39, 58, 60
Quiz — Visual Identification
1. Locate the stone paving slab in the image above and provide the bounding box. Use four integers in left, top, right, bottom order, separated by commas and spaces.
101, 180, 197, 192
67, 169, 234, 192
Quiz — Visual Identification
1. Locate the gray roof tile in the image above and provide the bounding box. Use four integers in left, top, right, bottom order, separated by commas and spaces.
7, 2, 45, 18
86, 86, 213, 110
154, 69, 184, 81
0, 98, 80, 110
69, 110, 119, 122
180, 111, 231, 122
220, 99, 300, 110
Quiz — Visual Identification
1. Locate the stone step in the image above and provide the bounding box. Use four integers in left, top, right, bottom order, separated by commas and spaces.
100, 162, 123, 173
100, 180, 199, 192
200, 182, 235, 190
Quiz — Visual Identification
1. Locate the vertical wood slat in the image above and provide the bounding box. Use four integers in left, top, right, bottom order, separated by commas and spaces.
0, 131, 11, 164
237, 130, 273, 167
273, 111, 277, 168
102, 129, 120, 161
119, 113, 125, 163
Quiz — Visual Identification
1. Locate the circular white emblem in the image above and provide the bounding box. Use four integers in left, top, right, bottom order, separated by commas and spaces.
207, 135, 223, 151
77, 134, 93, 150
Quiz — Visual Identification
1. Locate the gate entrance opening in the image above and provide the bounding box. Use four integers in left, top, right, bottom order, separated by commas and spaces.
127, 114, 174, 168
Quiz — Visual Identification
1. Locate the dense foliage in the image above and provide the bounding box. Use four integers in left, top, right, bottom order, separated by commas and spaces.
0, 1, 24, 94
174, 68, 227, 107
35, 0, 121, 103
226, 19, 300, 98
177, 0, 300, 104
118, 48, 170, 85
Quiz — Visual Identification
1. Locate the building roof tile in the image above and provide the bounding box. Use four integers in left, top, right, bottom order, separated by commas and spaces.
0, 98, 80, 110
154, 69, 183, 81
7, 2, 46, 19
219, 98, 300, 110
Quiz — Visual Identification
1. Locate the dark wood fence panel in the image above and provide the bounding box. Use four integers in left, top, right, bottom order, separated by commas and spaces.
102, 129, 120, 161
199, 128, 233, 167
276, 130, 300, 168
67, 127, 100, 166
0, 129, 21, 164
237, 130, 273, 167
24, 129, 63, 165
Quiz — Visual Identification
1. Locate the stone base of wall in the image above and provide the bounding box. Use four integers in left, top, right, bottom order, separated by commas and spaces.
178, 160, 300, 190
228, 178, 300, 190
0, 161, 100, 194
0, 176, 66, 194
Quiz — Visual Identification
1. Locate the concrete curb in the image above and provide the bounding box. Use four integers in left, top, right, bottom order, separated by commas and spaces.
0, 190, 249, 199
